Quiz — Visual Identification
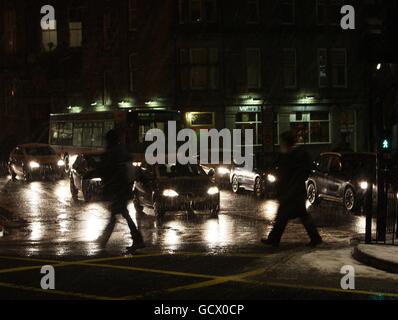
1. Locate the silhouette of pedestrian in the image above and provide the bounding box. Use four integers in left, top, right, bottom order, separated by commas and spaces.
98, 129, 144, 251
262, 131, 323, 248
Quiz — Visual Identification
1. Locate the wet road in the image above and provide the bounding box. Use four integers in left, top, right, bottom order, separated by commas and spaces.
0, 177, 365, 256
1, 176, 397, 300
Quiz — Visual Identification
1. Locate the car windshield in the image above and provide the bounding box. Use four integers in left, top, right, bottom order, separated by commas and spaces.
158, 164, 207, 177
343, 155, 375, 175
25, 147, 55, 156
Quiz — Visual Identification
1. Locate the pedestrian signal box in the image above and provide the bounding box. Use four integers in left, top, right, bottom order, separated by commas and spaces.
380, 130, 392, 153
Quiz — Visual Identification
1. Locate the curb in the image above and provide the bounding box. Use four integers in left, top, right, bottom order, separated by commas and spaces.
352, 245, 398, 274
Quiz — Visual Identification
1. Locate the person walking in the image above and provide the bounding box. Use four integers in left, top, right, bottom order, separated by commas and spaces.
98, 129, 144, 251
262, 131, 323, 248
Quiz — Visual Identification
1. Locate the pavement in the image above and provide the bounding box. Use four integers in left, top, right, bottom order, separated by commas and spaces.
353, 244, 398, 274
1, 176, 398, 300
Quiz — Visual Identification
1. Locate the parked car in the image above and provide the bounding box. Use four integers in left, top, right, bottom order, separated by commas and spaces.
70, 153, 104, 202
307, 152, 376, 212
8, 144, 65, 181
230, 153, 279, 198
133, 162, 220, 218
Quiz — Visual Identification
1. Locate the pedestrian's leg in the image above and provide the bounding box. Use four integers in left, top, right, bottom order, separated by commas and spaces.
266, 211, 289, 245
301, 213, 322, 244
98, 213, 117, 248
120, 200, 144, 244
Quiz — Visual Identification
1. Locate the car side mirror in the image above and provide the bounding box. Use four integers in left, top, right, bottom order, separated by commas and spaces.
208, 168, 215, 177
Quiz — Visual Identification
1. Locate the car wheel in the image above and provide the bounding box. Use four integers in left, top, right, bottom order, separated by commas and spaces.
344, 187, 356, 212
70, 176, 79, 201
307, 182, 320, 206
254, 177, 265, 199
231, 176, 242, 194
154, 201, 165, 219
82, 181, 93, 202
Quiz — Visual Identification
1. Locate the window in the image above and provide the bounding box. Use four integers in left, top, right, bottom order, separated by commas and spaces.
4, 9, 17, 54
129, 53, 136, 92
275, 112, 331, 144
128, 0, 138, 31
247, 0, 260, 23
69, 22, 82, 48
246, 48, 261, 89
179, 0, 217, 24
318, 49, 328, 87
331, 49, 347, 88
69, 7, 83, 48
317, 0, 343, 25
283, 49, 297, 88
42, 21, 58, 52
280, 0, 295, 25
318, 49, 347, 88
236, 112, 263, 146
180, 48, 219, 90
186, 112, 215, 127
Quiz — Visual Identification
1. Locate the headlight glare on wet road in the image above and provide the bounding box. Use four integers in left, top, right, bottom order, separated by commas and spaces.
359, 181, 369, 190
29, 161, 40, 169
207, 186, 220, 195
57, 160, 65, 167
267, 174, 277, 183
163, 189, 179, 198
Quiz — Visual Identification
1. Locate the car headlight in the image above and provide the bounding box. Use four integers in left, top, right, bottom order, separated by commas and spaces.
359, 181, 369, 190
132, 162, 142, 167
57, 159, 65, 167
91, 178, 102, 182
267, 174, 277, 183
207, 186, 220, 195
217, 167, 230, 175
163, 189, 179, 198
29, 161, 40, 169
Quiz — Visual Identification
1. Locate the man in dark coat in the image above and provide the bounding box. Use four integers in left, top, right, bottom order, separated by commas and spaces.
262, 131, 323, 248
98, 129, 144, 250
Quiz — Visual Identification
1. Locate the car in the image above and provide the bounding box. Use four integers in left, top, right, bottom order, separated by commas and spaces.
307, 152, 376, 212
69, 153, 104, 202
133, 162, 220, 219
230, 153, 279, 198
8, 144, 65, 181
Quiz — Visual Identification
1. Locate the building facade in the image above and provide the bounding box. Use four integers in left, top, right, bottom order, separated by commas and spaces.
0, 0, 384, 158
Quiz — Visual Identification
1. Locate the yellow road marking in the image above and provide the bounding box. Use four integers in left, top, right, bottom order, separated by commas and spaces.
1, 253, 398, 300
0, 281, 117, 300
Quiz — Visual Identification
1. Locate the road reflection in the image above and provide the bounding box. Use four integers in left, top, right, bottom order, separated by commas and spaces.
0, 178, 367, 256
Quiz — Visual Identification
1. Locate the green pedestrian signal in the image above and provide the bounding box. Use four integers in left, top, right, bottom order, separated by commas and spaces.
382, 139, 389, 150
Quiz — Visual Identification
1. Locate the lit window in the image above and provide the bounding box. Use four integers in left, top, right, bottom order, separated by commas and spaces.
69, 22, 82, 48
275, 112, 331, 145
42, 21, 58, 51
236, 112, 263, 146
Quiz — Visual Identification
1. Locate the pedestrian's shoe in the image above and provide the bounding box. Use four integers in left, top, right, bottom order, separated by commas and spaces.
126, 241, 145, 251
306, 239, 323, 248
261, 238, 279, 248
